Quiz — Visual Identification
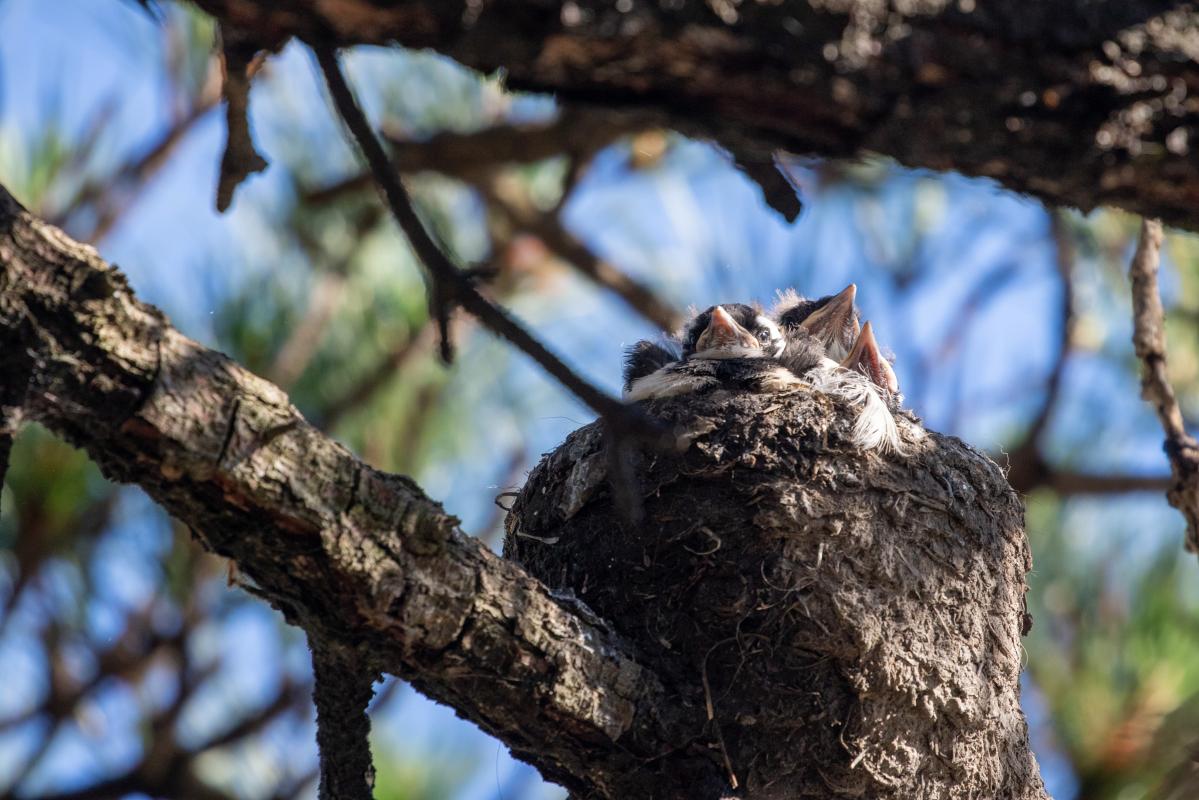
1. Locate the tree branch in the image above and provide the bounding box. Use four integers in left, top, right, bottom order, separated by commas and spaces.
481, 176, 682, 332
1005, 210, 1077, 495
215, 26, 270, 212
306, 116, 683, 332
313, 45, 666, 444
1128, 218, 1199, 552
192, 0, 1199, 231
304, 108, 634, 205
52, 57, 223, 243
311, 644, 376, 800
0, 183, 719, 799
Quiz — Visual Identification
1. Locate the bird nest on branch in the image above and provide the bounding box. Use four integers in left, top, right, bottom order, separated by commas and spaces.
505, 390, 1045, 799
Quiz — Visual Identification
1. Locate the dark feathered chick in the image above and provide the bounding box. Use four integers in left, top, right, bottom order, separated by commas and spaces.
773, 284, 860, 361
621, 296, 919, 454
624, 304, 794, 401
622, 339, 681, 395
681, 304, 786, 360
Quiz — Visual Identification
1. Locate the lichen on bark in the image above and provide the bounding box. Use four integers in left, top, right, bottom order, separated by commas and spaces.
506, 390, 1046, 799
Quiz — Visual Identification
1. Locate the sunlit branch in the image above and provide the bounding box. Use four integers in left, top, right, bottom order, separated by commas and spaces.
1128, 218, 1199, 552
0, 182, 705, 798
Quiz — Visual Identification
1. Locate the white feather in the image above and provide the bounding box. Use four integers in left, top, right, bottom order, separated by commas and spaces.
625, 365, 717, 402
770, 287, 805, 318
807, 365, 906, 454
756, 365, 807, 392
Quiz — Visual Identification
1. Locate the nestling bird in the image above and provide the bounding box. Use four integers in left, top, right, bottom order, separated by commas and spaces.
774, 283, 909, 409
622, 297, 916, 452
839, 321, 900, 406
804, 326, 905, 453
773, 283, 860, 361
623, 304, 821, 402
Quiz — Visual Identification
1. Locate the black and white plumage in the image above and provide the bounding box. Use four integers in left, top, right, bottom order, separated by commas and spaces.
624, 304, 797, 402
773, 283, 860, 362
622, 339, 681, 395
621, 297, 918, 454
680, 303, 786, 360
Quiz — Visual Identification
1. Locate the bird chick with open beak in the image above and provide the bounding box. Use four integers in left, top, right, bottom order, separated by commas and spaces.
773, 283, 861, 361
841, 321, 900, 406
799, 321, 912, 453
622, 296, 918, 454
624, 304, 818, 401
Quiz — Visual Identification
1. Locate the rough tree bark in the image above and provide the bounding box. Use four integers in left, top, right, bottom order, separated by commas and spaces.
194, 0, 1199, 230
0, 186, 715, 798
506, 392, 1043, 799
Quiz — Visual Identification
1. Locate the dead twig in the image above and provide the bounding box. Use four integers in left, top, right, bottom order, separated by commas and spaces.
215, 28, 269, 212
1128, 218, 1199, 551
1005, 210, 1077, 492
303, 107, 633, 206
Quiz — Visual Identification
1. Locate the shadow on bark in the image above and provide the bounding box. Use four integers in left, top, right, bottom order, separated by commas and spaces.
506, 390, 1047, 799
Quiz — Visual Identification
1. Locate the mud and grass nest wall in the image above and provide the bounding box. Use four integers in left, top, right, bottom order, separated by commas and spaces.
504, 390, 1047, 799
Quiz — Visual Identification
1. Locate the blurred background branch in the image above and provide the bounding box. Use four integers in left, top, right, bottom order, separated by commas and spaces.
1129, 219, 1199, 552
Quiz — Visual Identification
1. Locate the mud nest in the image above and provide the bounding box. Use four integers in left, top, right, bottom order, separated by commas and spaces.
504, 389, 1046, 799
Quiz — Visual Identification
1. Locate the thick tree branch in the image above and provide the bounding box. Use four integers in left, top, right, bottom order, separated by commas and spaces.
194, 1, 1199, 231
0, 287, 32, 521
0, 184, 720, 798
1128, 218, 1199, 552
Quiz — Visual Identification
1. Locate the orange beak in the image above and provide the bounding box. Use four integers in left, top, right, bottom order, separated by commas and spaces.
840, 321, 899, 394
801, 284, 859, 347
695, 306, 757, 354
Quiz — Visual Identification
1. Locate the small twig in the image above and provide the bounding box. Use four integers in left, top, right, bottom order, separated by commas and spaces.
1029, 210, 1076, 446
215, 29, 269, 212
0, 428, 12, 517
311, 644, 377, 800
1128, 218, 1199, 551
700, 637, 740, 791
303, 107, 634, 206
55, 56, 223, 242
313, 45, 666, 444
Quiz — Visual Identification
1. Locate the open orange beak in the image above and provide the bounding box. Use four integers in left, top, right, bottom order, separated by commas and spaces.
694, 306, 758, 354
840, 321, 899, 395
801, 284, 859, 348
